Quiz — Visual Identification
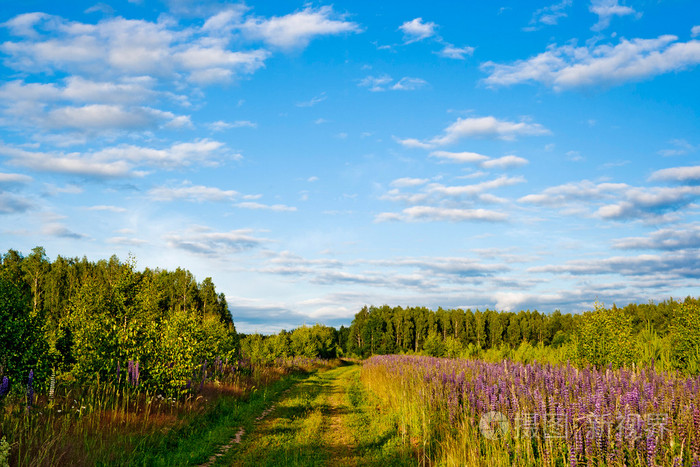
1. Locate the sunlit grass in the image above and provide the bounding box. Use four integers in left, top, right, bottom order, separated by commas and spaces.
0, 358, 332, 465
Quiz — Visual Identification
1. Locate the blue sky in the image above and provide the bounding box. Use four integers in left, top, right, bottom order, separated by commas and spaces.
1, 0, 699, 333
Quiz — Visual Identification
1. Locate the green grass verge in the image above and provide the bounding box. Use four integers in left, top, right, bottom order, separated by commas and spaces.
119, 372, 310, 466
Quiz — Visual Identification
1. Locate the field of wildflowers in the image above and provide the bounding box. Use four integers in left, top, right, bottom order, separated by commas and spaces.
362, 355, 700, 466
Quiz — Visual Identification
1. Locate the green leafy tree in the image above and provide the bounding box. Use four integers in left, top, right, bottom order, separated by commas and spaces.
668, 300, 700, 374
0, 275, 48, 384
573, 303, 639, 368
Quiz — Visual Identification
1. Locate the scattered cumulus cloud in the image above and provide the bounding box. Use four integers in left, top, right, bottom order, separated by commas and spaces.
240, 6, 361, 49
649, 165, 700, 184
0, 139, 229, 178
529, 250, 700, 279
0, 172, 33, 186
398, 116, 550, 148
165, 226, 269, 256
520, 179, 700, 221
391, 77, 428, 91
430, 151, 528, 169
236, 201, 297, 212
398, 18, 437, 43
482, 35, 700, 90
42, 222, 86, 239
525, 0, 572, 31
375, 206, 508, 223
590, 0, 640, 31
208, 120, 257, 131
658, 139, 696, 157
376, 175, 523, 223
359, 75, 427, 92
0, 193, 33, 214
86, 205, 127, 212
149, 183, 239, 202
390, 177, 430, 188
613, 225, 700, 250
437, 44, 474, 60
296, 92, 327, 107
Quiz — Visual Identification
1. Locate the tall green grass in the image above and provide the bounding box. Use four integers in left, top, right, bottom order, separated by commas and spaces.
0, 359, 331, 465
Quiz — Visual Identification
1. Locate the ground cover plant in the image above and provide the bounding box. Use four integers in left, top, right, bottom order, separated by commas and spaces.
0, 356, 332, 465
362, 355, 700, 466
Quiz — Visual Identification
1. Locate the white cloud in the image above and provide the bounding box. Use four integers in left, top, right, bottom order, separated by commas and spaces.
390, 177, 430, 188
149, 184, 239, 202
377, 174, 522, 223
693, 26, 700, 38
108, 236, 148, 245
395, 137, 434, 149
613, 225, 700, 250
658, 139, 695, 157
590, 0, 639, 31
240, 6, 360, 49
44, 104, 187, 131
0, 144, 133, 177
236, 201, 297, 212
430, 151, 490, 164
399, 18, 437, 43
482, 35, 700, 90
0, 172, 33, 185
0, 193, 33, 214
520, 179, 700, 221
430, 151, 528, 169
358, 74, 393, 92
376, 206, 507, 223
649, 165, 700, 184
529, 250, 700, 279
0, 139, 228, 177
86, 205, 127, 212
391, 77, 428, 91
296, 92, 327, 107
437, 44, 474, 60
526, 0, 572, 29
597, 186, 700, 220
482, 155, 529, 169
417, 116, 550, 147
42, 222, 86, 239
0, 76, 157, 105
0, 12, 270, 85
360, 75, 427, 92
209, 120, 257, 131
165, 226, 269, 256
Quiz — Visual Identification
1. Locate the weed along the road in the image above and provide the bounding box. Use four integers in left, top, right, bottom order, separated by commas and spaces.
213, 361, 415, 466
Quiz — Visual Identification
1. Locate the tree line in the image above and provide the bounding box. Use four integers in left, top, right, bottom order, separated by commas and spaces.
344, 299, 700, 373
0, 247, 236, 393
3, 246, 698, 394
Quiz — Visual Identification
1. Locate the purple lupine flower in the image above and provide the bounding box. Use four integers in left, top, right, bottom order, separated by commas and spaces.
128, 360, 134, 385
117, 360, 121, 383
26, 369, 34, 406
0, 376, 9, 397
127, 360, 139, 386
646, 426, 657, 466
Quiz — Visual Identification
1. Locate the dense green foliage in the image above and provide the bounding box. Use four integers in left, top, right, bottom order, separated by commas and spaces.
0, 247, 236, 393
346, 298, 700, 373
239, 324, 343, 363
